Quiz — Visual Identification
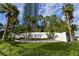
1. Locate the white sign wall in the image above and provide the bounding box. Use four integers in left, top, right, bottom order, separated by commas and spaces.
54, 32, 67, 42
12, 32, 67, 42
26, 32, 49, 38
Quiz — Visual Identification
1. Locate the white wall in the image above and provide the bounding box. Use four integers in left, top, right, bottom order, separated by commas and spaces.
54, 32, 67, 42
26, 32, 49, 38
12, 32, 68, 42
12, 32, 49, 39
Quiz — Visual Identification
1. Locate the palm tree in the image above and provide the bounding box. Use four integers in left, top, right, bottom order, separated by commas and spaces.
44, 16, 50, 32
0, 3, 19, 41
62, 3, 74, 42
23, 15, 31, 24
38, 15, 43, 21
23, 15, 31, 32
37, 15, 44, 32
8, 16, 19, 39
30, 16, 37, 32
0, 23, 3, 29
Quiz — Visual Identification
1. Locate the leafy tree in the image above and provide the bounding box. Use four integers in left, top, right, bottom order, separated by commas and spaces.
48, 15, 69, 34
49, 15, 60, 32
13, 24, 25, 34
59, 20, 69, 33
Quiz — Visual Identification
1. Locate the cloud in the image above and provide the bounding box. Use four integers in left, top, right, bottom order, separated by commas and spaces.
0, 3, 79, 25
74, 9, 79, 17
39, 3, 64, 17
15, 3, 24, 24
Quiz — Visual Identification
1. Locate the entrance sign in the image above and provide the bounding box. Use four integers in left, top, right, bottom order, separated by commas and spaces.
26, 32, 49, 38
54, 32, 67, 42
12, 32, 67, 42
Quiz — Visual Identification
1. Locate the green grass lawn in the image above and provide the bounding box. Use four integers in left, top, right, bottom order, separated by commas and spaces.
0, 41, 79, 56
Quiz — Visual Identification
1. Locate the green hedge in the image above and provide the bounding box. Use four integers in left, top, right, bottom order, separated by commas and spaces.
0, 41, 79, 56
30, 38, 48, 40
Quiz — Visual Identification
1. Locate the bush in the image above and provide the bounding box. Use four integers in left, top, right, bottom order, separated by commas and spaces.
0, 42, 21, 56
30, 38, 48, 40
0, 41, 79, 56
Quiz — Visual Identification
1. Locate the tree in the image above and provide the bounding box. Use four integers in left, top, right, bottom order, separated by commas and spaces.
0, 23, 4, 38
8, 16, 19, 39
13, 24, 26, 34
23, 15, 30, 24
23, 15, 31, 32
0, 23, 3, 29
37, 15, 43, 20
49, 15, 68, 33
43, 16, 50, 32
62, 3, 74, 42
59, 20, 69, 33
71, 24, 76, 39
49, 15, 60, 32
30, 16, 37, 32
0, 3, 19, 41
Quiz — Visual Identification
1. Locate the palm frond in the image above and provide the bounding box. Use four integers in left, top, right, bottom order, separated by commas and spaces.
0, 4, 8, 13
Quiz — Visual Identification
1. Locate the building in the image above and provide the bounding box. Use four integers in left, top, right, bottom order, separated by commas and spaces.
23, 3, 39, 16
23, 3, 39, 31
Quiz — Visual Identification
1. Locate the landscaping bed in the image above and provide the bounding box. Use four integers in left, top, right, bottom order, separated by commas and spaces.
0, 41, 79, 56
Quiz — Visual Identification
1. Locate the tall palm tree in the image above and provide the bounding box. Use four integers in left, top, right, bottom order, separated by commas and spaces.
30, 16, 37, 32
8, 16, 19, 39
23, 15, 31, 32
23, 15, 30, 24
62, 3, 74, 42
37, 15, 44, 32
44, 16, 50, 32
0, 3, 19, 41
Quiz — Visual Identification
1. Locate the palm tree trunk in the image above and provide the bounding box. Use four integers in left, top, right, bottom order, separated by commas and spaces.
67, 13, 73, 42
8, 24, 13, 40
2, 15, 10, 41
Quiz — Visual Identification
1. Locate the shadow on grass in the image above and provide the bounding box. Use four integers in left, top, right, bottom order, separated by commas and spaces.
10, 42, 70, 50
35, 42, 70, 50
28, 42, 72, 56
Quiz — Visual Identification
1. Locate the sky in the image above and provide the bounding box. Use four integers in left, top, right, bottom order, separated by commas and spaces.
0, 3, 24, 24
1, 3, 79, 25
39, 3, 79, 24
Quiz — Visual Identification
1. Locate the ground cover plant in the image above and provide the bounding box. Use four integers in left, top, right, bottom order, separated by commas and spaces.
0, 41, 79, 56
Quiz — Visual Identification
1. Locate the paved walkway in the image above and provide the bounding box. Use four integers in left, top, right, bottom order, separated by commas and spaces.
15, 39, 59, 43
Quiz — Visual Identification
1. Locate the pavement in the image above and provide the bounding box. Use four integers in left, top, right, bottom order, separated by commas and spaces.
15, 39, 59, 43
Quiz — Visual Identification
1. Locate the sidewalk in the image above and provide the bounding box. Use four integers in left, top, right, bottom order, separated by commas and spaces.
15, 39, 59, 43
